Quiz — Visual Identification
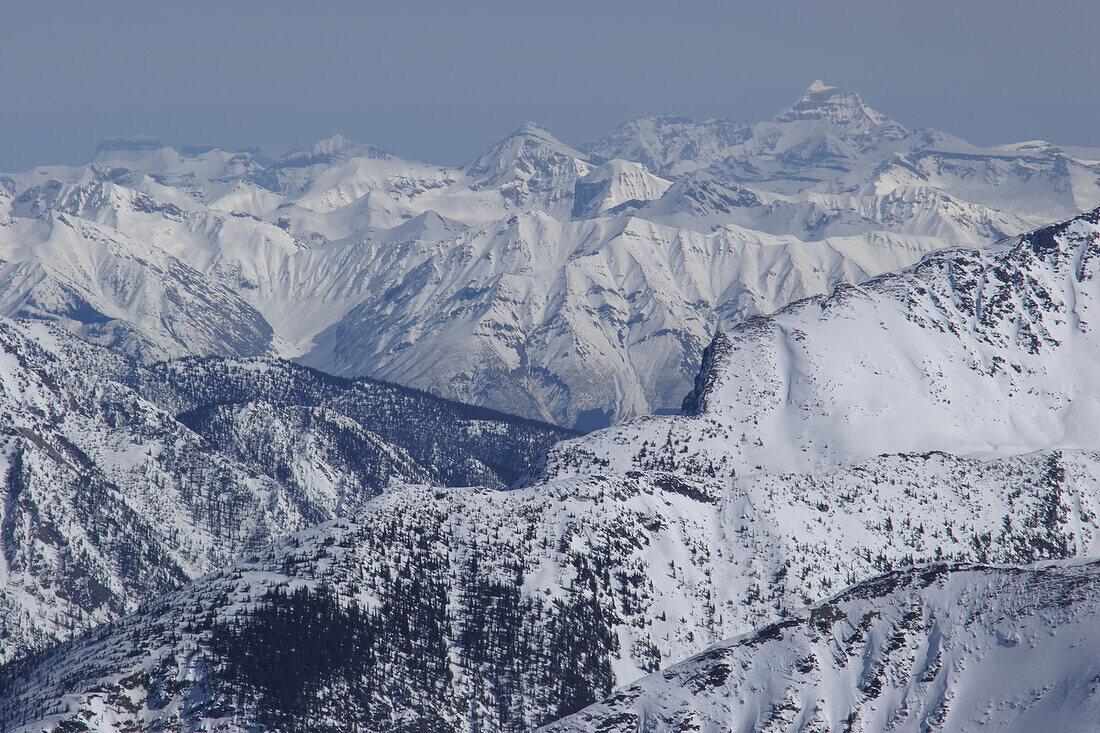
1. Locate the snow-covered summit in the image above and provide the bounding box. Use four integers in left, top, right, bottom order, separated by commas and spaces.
571, 158, 671, 218
464, 122, 592, 211
775, 79, 905, 136
270, 133, 388, 170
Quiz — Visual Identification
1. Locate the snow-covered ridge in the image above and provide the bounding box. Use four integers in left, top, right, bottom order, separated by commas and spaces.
556, 205, 1100, 478
4, 444, 1099, 730
0, 318, 571, 663
4, 82, 1097, 427
548, 560, 1100, 733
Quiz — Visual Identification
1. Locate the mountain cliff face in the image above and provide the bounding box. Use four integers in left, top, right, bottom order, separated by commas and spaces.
4, 209, 1100, 731
0, 319, 572, 664
4, 83, 1096, 427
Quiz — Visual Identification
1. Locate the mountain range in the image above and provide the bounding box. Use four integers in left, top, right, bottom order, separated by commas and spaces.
3, 200, 1099, 730
4, 81, 1098, 428
0, 318, 571, 664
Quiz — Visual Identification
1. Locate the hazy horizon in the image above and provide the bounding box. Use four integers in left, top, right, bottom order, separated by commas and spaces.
3, 0, 1099, 171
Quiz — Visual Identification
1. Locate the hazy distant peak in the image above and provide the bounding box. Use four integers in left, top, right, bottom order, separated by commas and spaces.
502, 121, 584, 156
775, 80, 898, 132
464, 121, 588, 186
308, 133, 360, 156
273, 134, 389, 169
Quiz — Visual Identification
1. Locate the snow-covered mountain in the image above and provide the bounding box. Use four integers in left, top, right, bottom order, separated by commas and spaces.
0, 318, 571, 663
4, 208, 1100, 731
582, 116, 752, 177
567, 206, 1100, 478
549, 561, 1100, 733
4, 82, 1097, 427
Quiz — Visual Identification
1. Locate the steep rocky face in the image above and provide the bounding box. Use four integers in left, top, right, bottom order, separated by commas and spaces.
0, 319, 572, 664
4, 211, 1100, 731
5, 83, 1096, 427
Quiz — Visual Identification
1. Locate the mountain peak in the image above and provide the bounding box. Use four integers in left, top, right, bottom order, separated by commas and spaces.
309, 133, 359, 156
498, 121, 580, 155
464, 122, 587, 188
775, 81, 897, 133
516, 120, 550, 135
271, 134, 388, 171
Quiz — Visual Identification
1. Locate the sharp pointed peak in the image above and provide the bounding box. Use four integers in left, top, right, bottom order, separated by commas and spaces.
775, 80, 904, 134
516, 120, 550, 135
503, 121, 576, 150
469, 122, 585, 167
795, 79, 863, 105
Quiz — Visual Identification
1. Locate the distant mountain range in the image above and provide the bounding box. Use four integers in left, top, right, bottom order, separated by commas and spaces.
4, 204, 1100, 731
4, 81, 1098, 428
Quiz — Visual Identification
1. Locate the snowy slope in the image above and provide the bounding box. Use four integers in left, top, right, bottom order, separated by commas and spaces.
0, 319, 571, 664
5, 83, 1097, 426
4, 211, 1100, 729
548, 561, 1100, 733
562, 206, 1100, 478
3, 448, 1098, 731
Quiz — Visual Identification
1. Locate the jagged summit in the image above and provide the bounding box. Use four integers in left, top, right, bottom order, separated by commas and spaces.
3, 84, 1099, 427
775, 79, 899, 131
465, 122, 587, 176
463, 121, 590, 206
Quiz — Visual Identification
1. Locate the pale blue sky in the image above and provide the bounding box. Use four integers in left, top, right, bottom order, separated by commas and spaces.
2, 0, 1097, 170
